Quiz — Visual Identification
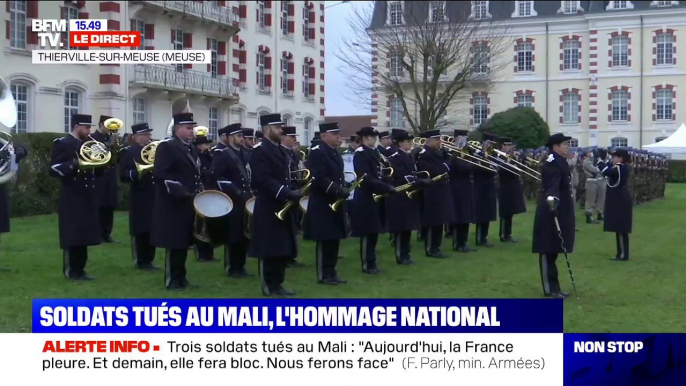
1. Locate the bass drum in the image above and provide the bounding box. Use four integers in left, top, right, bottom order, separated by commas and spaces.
299, 196, 309, 213
244, 197, 256, 238
193, 190, 233, 246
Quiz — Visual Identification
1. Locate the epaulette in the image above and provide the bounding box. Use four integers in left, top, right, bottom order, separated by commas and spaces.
54, 137, 64, 142
119, 146, 129, 153
161, 138, 173, 143
389, 152, 398, 157
546, 154, 555, 163
213, 147, 223, 152
254, 142, 262, 148
419, 149, 426, 154
355, 146, 364, 152
311, 145, 319, 150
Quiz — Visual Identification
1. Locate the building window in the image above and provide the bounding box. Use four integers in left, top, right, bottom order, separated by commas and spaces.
656, 89, 673, 120
517, 94, 533, 108
132, 19, 145, 50
231, 108, 244, 125
209, 107, 218, 139
656, 136, 667, 142
303, 64, 310, 98
61, 6, 79, 50
257, 51, 266, 91
430, 1, 445, 22
473, 44, 489, 73
282, 114, 291, 126
390, 52, 403, 77
389, 2, 403, 25
656, 33, 674, 66
303, 117, 312, 143
281, 1, 289, 36
563, 40, 580, 70
63, 89, 80, 133
611, 90, 628, 122
281, 59, 289, 95
303, 3, 310, 41
133, 97, 145, 124
473, 95, 488, 125
657, 1, 673, 5
614, 1, 628, 8
564, 1, 579, 13
568, 138, 579, 148
10, 1, 27, 49
209, 38, 218, 78
518, 1, 532, 16
390, 98, 404, 127
517, 42, 533, 72
473, 1, 489, 19
612, 36, 629, 67
257, 1, 266, 28
10, 83, 28, 134
172, 29, 184, 72
563, 92, 579, 123
611, 137, 628, 147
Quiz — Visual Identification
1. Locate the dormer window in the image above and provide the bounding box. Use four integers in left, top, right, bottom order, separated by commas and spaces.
513, 1, 537, 17
430, 1, 446, 23
560, 1, 583, 13
472, 1, 491, 20
388, 2, 404, 26
606, 1, 634, 10
651, 1, 678, 6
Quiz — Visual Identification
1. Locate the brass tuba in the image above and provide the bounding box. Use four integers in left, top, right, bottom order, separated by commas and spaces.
0, 77, 18, 184
135, 140, 160, 175
103, 117, 124, 153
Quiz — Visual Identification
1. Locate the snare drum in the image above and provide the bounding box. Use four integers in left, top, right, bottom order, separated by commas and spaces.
193, 190, 233, 246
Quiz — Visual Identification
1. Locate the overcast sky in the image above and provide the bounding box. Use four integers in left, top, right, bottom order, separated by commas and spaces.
325, 1, 371, 117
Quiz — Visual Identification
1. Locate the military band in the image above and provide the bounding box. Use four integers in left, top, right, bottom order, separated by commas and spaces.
91, 115, 121, 244
472, 134, 498, 247
448, 130, 476, 253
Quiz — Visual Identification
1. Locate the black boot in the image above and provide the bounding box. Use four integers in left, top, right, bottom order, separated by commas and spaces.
586, 213, 599, 224
597, 213, 604, 222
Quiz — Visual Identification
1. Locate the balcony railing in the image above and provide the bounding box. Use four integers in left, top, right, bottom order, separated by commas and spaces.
131, 64, 238, 98
142, 1, 239, 26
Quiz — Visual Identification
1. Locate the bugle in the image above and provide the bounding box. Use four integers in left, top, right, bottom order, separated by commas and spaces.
276, 180, 313, 220
330, 173, 366, 212
290, 168, 311, 182
406, 172, 448, 199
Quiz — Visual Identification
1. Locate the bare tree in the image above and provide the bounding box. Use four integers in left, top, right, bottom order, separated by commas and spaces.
337, 1, 511, 133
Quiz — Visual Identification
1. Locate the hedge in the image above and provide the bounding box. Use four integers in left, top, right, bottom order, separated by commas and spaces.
668, 160, 686, 183
5, 133, 129, 218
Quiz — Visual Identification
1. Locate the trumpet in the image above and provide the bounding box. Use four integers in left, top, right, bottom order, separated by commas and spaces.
373, 181, 415, 201
276, 180, 313, 221
135, 140, 160, 176
290, 168, 311, 182
406, 172, 448, 199
77, 140, 112, 169
330, 173, 366, 212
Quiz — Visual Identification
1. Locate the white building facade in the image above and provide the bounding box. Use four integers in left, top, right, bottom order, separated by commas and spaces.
1, 0, 326, 144
370, 1, 686, 149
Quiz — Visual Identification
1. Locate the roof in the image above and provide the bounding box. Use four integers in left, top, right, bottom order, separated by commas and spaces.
369, 1, 686, 29
323, 115, 375, 139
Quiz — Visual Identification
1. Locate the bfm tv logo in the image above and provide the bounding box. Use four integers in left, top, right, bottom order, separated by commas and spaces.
31, 19, 141, 48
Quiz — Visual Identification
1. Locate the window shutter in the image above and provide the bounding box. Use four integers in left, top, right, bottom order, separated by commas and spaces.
309, 83, 315, 96
239, 4, 247, 18
183, 33, 192, 48
309, 11, 315, 23
256, 7, 260, 21
78, 12, 88, 19
288, 78, 294, 91
239, 69, 247, 82
266, 74, 272, 88
309, 25, 315, 40
265, 13, 272, 26
239, 50, 246, 64
28, 1, 39, 18
171, 29, 174, 43
217, 0, 226, 6
288, 20, 294, 33
265, 1, 272, 8
207, 38, 211, 72
219, 62, 226, 76
309, 66, 315, 79
5, 2, 9, 12
218, 41, 226, 55
287, 61, 294, 74
61, 7, 68, 46
265, 55, 272, 69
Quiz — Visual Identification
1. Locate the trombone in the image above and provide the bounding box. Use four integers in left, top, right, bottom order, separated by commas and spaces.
468, 141, 541, 180
439, 136, 499, 173
330, 173, 366, 211
373, 171, 429, 201
276, 178, 313, 220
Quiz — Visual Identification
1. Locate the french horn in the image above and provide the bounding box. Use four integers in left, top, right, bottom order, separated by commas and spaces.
135, 140, 160, 175
0, 77, 18, 184
78, 140, 112, 169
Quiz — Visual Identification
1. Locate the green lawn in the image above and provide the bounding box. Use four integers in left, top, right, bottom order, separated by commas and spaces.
1, 184, 685, 333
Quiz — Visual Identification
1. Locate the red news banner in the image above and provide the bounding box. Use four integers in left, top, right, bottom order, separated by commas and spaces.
70, 31, 141, 48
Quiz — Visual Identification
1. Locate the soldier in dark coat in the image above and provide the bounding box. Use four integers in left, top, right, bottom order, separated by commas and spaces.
472, 133, 498, 247
119, 123, 157, 270
448, 130, 480, 253
416, 130, 454, 258
248, 113, 301, 296
0, 143, 28, 271
350, 127, 396, 275
497, 137, 527, 243
151, 113, 203, 290
303, 122, 349, 284
343, 135, 360, 154
49, 114, 102, 280
192, 128, 216, 262
532, 133, 576, 299
385, 131, 427, 264
281, 126, 304, 267
598, 148, 633, 261
212, 123, 252, 278
376, 131, 394, 157
90, 115, 121, 243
